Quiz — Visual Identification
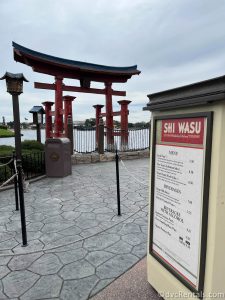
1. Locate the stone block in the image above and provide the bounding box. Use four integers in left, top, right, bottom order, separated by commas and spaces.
91, 153, 100, 163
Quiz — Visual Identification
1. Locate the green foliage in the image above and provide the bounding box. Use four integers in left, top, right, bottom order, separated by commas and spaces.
0, 140, 44, 157
22, 152, 44, 173
128, 121, 150, 128
0, 125, 8, 130
6, 121, 14, 129
0, 155, 14, 183
0, 141, 45, 184
0, 145, 15, 156
0, 128, 15, 137
84, 118, 96, 127
21, 140, 44, 151
0, 166, 12, 183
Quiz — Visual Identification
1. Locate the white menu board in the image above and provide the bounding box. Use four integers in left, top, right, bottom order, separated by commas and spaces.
151, 116, 207, 290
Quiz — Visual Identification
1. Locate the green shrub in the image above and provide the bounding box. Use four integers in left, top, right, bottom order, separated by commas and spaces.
21, 140, 44, 152
22, 152, 45, 173
0, 125, 8, 130
0, 128, 15, 137
0, 145, 15, 156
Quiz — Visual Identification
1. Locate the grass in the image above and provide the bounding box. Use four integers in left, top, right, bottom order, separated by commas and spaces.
0, 128, 15, 138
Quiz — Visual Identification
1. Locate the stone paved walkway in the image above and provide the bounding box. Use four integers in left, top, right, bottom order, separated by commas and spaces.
0, 158, 149, 300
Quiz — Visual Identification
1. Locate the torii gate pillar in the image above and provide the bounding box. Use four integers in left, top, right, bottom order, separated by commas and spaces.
118, 100, 132, 149
105, 82, 114, 148
93, 104, 104, 150
55, 76, 63, 137
63, 95, 76, 138
42, 101, 54, 139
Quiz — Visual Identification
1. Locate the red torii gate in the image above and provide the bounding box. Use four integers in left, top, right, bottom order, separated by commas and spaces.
13, 42, 140, 147
93, 99, 131, 149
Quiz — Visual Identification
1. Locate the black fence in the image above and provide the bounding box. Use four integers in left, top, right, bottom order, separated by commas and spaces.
22, 152, 45, 180
105, 128, 150, 152
0, 151, 45, 187
74, 127, 96, 153
73, 127, 150, 153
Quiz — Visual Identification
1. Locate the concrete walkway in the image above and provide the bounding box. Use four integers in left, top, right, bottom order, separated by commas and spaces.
0, 158, 149, 300
91, 257, 160, 300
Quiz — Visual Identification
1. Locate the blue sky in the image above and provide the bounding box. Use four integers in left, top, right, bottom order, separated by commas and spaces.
0, 0, 225, 124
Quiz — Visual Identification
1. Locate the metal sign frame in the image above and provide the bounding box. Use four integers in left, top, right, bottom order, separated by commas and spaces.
149, 111, 213, 298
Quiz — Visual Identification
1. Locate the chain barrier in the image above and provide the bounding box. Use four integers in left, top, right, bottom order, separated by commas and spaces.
120, 159, 148, 187
0, 158, 17, 188
0, 158, 13, 167
0, 157, 29, 192
0, 173, 17, 188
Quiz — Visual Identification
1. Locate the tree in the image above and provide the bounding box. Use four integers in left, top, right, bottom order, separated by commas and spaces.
84, 118, 96, 127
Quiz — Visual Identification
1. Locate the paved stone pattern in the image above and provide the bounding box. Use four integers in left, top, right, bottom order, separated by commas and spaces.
0, 158, 149, 299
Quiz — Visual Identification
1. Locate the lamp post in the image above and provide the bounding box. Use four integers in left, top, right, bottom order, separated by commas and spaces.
0, 72, 28, 159
0, 72, 28, 246
29, 106, 45, 143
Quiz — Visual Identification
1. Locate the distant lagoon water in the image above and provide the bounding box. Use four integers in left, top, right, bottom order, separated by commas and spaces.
0, 128, 150, 152
0, 129, 46, 147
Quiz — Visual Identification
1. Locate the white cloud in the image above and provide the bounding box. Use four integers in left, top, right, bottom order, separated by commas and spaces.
0, 0, 225, 124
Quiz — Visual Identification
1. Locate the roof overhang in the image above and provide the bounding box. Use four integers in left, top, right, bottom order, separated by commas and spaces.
13, 42, 141, 83
143, 75, 225, 111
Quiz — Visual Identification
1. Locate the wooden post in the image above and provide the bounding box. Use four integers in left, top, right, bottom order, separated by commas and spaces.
118, 100, 131, 150
98, 117, 104, 154
93, 104, 104, 150
105, 82, 114, 149
67, 115, 74, 154
36, 123, 41, 143
54, 76, 63, 137
42, 101, 54, 139
12, 94, 22, 160
63, 95, 75, 137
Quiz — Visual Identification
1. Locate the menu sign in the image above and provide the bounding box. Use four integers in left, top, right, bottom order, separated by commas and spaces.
161, 118, 204, 145
150, 114, 212, 294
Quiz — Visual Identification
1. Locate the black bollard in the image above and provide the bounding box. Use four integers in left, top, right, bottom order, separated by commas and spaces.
17, 159, 27, 246
115, 147, 121, 216
12, 152, 19, 211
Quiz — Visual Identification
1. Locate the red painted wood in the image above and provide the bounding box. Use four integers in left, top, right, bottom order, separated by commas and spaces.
54, 76, 63, 137
63, 96, 75, 138
105, 82, 114, 147
93, 104, 104, 149
49, 111, 55, 116
32, 63, 132, 82
13, 43, 140, 83
34, 82, 126, 96
35, 82, 55, 90
101, 111, 121, 117
118, 100, 132, 146
42, 101, 54, 139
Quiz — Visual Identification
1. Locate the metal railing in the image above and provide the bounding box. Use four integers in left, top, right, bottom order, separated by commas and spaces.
73, 126, 150, 154
73, 127, 150, 153
127, 128, 150, 151
74, 127, 96, 153
105, 128, 150, 152
0, 151, 45, 186
22, 151, 45, 180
